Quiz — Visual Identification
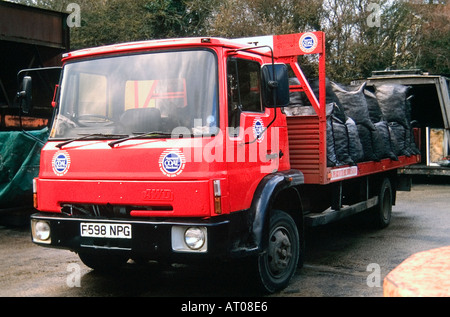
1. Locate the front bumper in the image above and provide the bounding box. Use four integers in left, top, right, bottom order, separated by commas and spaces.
30, 213, 232, 261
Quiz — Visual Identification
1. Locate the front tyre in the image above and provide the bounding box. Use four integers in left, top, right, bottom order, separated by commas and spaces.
257, 210, 300, 293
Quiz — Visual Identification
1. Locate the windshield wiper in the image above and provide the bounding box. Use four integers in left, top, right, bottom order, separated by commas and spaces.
56, 133, 129, 149
108, 131, 174, 148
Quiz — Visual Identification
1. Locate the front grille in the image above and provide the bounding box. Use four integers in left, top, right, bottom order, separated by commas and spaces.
61, 204, 172, 219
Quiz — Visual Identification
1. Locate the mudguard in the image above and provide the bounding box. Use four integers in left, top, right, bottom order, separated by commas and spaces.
250, 169, 304, 252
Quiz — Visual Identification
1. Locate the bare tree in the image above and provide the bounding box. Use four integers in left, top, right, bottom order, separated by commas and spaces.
9, 0, 448, 78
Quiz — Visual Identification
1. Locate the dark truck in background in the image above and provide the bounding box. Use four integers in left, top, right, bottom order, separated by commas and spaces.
358, 70, 450, 178
0, 1, 67, 224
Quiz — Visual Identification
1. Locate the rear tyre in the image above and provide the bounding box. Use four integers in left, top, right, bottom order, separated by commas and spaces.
371, 177, 393, 229
256, 210, 300, 293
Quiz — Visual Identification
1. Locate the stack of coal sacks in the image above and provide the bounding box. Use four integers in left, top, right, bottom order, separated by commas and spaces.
285, 78, 364, 167
373, 84, 420, 157
325, 101, 364, 167
332, 82, 401, 163
284, 77, 419, 167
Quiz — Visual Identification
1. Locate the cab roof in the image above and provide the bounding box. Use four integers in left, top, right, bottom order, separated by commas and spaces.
62, 37, 272, 62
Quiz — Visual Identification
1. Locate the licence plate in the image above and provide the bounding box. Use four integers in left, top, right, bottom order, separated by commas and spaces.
80, 223, 132, 239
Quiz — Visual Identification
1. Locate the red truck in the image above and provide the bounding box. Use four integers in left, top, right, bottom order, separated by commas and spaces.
27, 32, 420, 293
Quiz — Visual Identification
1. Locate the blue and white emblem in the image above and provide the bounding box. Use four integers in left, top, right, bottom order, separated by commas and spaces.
159, 149, 186, 177
299, 32, 318, 53
253, 118, 265, 143
52, 151, 71, 176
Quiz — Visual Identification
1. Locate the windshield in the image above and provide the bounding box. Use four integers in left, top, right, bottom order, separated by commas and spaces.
50, 49, 218, 140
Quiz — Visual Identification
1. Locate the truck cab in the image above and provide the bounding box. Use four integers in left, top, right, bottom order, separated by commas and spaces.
31, 37, 301, 293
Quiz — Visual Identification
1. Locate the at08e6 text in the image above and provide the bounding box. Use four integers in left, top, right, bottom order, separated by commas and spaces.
223, 302, 268, 312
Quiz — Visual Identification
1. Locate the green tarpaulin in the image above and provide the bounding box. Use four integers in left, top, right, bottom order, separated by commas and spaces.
0, 128, 48, 209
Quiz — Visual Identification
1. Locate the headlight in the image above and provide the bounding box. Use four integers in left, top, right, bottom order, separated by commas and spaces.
184, 227, 206, 250
32, 220, 51, 243
171, 226, 207, 253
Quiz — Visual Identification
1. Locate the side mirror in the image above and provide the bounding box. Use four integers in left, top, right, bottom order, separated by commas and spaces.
261, 64, 290, 108
18, 76, 33, 114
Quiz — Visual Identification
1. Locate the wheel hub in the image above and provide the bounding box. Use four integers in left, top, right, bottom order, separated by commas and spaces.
268, 228, 292, 276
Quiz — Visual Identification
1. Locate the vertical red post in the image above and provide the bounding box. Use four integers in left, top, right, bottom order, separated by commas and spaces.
274, 31, 328, 183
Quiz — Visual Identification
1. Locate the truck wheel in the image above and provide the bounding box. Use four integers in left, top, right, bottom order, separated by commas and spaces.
372, 178, 392, 229
257, 210, 300, 293
78, 251, 128, 271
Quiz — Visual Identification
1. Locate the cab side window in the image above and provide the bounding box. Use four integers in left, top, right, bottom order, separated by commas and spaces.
227, 58, 262, 134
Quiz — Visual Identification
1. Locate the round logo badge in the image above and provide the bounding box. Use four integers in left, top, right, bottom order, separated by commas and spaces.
299, 33, 318, 53
159, 149, 186, 177
253, 118, 265, 143
52, 151, 71, 176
